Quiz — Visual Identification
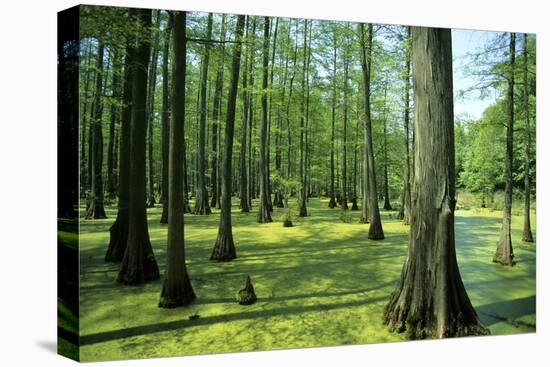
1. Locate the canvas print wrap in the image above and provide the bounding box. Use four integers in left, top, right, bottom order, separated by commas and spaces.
57, 4, 537, 362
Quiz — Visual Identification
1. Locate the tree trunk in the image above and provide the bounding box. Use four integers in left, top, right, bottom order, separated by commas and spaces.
117, 9, 160, 284
211, 15, 245, 261
257, 17, 273, 223
85, 40, 107, 219
341, 42, 349, 210
106, 35, 134, 262
522, 33, 534, 243
160, 15, 172, 224
382, 85, 393, 211
159, 11, 196, 307
193, 13, 213, 215
494, 33, 516, 266
210, 15, 226, 210
80, 41, 93, 194
246, 18, 257, 209
106, 50, 122, 198
147, 12, 161, 208
298, 19, 309, 217
328, 32, 338, 209
239, 17, 252, 212
359, 23, 383, 239
398, 28, 412, 225
384, 26, 489, 339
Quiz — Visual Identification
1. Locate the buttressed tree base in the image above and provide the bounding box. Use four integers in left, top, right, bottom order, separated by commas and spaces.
58, 4, 537, 362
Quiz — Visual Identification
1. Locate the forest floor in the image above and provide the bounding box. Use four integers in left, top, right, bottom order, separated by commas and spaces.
71, 197, 535, 361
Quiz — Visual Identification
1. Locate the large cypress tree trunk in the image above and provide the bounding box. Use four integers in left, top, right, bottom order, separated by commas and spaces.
106, 35, 135, 262
398, 28, 412, 225
106, 50, 122, 198
384, 27, 489, 339
359, 23, 383, 239
159, 11, 196, 308
210, 15, 226, 210
193, 13, 213, 215
117, 9, 160, 284
257, 17, 273, 223
160, 15, 172, 224
85, 40, 107, 219
211, 15, 245, 261
522, 33, 534, 243
494, 33, 516, 265
239, 17, 252, 213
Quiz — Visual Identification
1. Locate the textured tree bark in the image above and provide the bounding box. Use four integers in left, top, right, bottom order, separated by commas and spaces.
85, 40, 107, 219
159, 11, 196, 308
106, 39, 134, 262
210, 15, 226, 210
397, 28, 412, 225
257, 17, 273, 223
384, 27, 489, 339
211, 15, 245, 261
239, 17, 252, 213
494, 33, 516, 266
160, 15, 172, 224
521, 33, 534, 243
359, 23, 383, 239
193, 13, 213, 215
117, 9, 160, 285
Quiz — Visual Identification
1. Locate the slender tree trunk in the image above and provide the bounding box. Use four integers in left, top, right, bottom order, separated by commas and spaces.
106, 50, 122, 198
160, 15, 172, 224
351, 104, 360, 211
117, 9, 160, 284
384, 26, 489, 339
193, 13, 213, 215
298, 19, 309, 217
210, 15, 226, 210
258, 17, 273, 223
80, 41, 93, 193
522, 33, 534, 243
286, 24, 298, 182
382, 85, 393, 211
266, 18, 278, 212
398, 28, 412, 225
494, 33, 516, 265
341, 43, 349, 210
328, 32, 337, 209
359, 23, 384, 239
239, 17, 252, 212
147, 12, 161, 208
85, 40, 107, 219
159, 11, 196, 307
211, 15, 245, 261
247, 18, 257, 209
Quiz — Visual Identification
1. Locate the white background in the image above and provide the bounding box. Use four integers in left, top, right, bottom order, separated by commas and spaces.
0, 0, 548, 366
